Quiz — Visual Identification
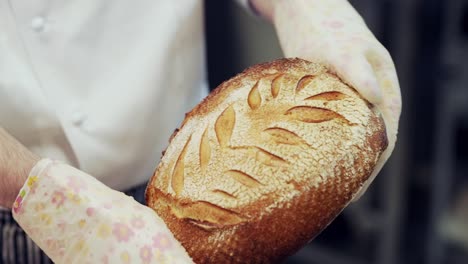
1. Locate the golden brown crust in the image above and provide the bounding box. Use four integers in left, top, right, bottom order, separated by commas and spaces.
146, 58, 388, 263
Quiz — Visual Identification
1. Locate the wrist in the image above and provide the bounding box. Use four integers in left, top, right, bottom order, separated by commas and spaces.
2, 154, 40, 208
0, 127, 41, 208
13, 152, 40, 193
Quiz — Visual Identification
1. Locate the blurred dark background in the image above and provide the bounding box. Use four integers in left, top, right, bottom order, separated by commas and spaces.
204, 0, 468, 263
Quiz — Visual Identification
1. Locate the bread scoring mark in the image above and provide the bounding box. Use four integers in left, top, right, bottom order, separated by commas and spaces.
296, 75, 315, 93
200, 127, 211, 172
212, 189, 237, 199
226, 170, 262, 188
253, 147, 289, 167
248, 81, 262, 110
233, 145, 289, 167
285, 106, 351, 124
215, 105, 236, 148
271, 74, 284, 98
305, 91, 347, 101
187, 220, 222, 231
170, 200, 245, 229
171, 135, 192, 196
264, 127, 309, 146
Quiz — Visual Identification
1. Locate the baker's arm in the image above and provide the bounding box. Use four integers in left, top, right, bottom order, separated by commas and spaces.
250, 0, 402, 200
0, 127, 40, 208
0, 127, 191, 262
12, 159, 193, 263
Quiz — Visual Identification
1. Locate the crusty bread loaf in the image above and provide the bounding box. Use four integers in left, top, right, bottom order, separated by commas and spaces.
146, 58, 388, 263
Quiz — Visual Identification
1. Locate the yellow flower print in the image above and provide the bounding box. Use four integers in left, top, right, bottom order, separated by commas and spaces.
27, 176, 38, 187
78, 219, 86, 228
153, 248, 162, 261
97, 224, 111, 239
39, 213, 52, 226
65, 190, 85, 205
72, 239, 89, 255
34, 202, 45, 212
382, 78, 394, 90
158, 253, 173, 264
120, 251, 131, 263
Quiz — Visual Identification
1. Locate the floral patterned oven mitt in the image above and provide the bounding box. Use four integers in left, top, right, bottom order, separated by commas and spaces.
272, 0, 402, 199
13, 159, 194, 264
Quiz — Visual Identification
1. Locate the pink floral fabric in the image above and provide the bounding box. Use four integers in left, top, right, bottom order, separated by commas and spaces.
273, 0, 402, 200
12, 159, 193, 264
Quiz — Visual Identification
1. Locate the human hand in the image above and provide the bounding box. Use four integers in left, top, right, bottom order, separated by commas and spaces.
271, 0, 402, 200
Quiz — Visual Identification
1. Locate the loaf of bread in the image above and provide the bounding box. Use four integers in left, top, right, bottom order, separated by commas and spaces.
146, 58, 388, 263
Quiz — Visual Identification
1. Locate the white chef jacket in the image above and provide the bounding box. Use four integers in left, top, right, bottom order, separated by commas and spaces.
0, 0, 251, 193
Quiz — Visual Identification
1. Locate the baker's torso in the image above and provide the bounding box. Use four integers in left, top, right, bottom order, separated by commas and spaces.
0, 0, 208, 190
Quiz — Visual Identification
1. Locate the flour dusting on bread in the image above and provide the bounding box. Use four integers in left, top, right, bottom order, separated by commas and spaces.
146, 58, 387, 263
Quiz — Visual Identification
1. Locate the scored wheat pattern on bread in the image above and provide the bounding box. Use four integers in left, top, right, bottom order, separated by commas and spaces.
168, 74, 355, 227
146, 58, 388, 263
